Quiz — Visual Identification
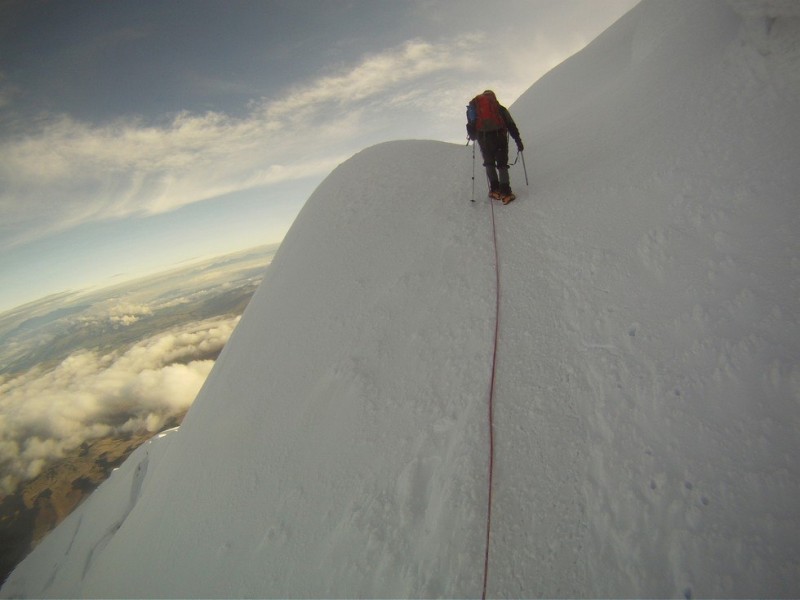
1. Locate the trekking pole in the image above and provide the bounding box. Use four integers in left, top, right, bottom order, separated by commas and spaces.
471, 140, 476, 202
520, 150, 529, 186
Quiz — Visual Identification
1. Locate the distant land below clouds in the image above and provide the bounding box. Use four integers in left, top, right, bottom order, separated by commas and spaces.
0, 243, 278, 496
0, 244, 276, 582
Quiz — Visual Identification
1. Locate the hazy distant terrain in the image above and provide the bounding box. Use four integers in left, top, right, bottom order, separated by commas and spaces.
0, 244, 276, 581
0, 245, 277, 377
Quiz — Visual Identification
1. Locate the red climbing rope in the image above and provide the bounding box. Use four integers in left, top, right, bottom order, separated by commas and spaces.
482, 197, 501, 599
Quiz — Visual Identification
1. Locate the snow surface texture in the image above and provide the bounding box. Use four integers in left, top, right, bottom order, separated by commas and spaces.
3, 0, 799, 597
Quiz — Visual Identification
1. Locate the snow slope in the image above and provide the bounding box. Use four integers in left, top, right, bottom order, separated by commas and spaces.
3, 0, 799, 597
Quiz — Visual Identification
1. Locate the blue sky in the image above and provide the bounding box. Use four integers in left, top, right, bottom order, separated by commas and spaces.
0, 0, 637, 312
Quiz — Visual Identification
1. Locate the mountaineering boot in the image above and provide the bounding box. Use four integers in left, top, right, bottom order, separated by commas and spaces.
501, 192, 516, 204
499, 183, 515, 204
489, 181, 501, 200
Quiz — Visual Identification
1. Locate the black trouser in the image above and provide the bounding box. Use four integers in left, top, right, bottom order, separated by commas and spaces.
477, 129, 510, 190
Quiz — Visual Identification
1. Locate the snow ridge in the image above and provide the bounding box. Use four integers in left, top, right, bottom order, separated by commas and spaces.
3, 1, 800, 597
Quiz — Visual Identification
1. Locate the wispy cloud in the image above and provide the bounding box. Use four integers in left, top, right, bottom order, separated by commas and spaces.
263, 36, 481, 120
0, 35, 483, 250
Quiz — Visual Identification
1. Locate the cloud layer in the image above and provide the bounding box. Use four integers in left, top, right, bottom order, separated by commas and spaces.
0, 315, 239, 494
